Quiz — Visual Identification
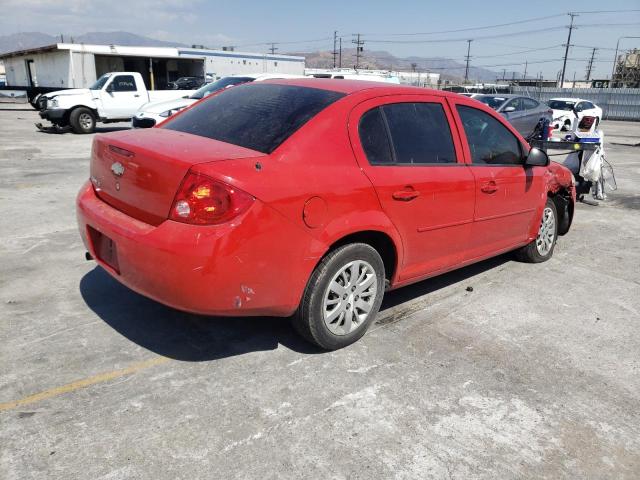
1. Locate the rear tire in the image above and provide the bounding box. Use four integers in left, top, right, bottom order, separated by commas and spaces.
516, 199, 558, 263
69, 107, 96, 134
292, 243, 385, 350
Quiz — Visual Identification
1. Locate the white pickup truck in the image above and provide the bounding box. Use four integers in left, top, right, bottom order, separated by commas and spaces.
37, 72, 194, 133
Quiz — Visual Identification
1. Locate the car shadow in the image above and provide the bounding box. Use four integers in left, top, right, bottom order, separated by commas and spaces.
80, 253, 512, 362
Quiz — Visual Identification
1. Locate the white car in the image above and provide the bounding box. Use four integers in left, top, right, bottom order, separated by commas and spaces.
132, 73, 305, 128
38, 72, 194, 133
547, 98, 603, 131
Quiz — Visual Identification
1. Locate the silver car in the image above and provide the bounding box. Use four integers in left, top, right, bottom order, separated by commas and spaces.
471, 94, 552, 138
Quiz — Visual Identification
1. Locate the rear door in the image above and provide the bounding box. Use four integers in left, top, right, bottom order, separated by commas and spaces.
349, 95, 475, 280
448, 99, 544, 260
101, 74, 146, 118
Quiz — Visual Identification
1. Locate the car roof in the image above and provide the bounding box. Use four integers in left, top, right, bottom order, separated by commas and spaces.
260, 77, 455, 96
549, 97, 585, 102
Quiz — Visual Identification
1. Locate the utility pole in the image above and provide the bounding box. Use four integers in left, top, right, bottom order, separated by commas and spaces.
523, 61, 528, 79
502, 69, 506, 81
332, 31, 338, 68
464, 39, 472, 83
560, 13, 578, 87
352, 34, 364, 69
339, 37, 342, 68
269, 43, 278, 55
585, 47, 597, 81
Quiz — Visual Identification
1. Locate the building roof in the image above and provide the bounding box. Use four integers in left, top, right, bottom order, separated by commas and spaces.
0, 43, 305, 62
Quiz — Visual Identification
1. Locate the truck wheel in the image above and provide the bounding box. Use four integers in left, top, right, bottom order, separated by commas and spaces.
292, 243, 385, 350
70, 107, 96, 134
516, 199, 558, 263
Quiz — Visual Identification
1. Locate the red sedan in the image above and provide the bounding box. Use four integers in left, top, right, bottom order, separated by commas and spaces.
77, 79, 575, 350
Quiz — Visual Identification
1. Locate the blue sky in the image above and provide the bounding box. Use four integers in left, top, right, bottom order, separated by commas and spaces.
2, 0, 639, 79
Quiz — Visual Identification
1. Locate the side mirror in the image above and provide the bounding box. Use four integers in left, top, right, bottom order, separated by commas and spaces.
105, 83, 114, 93
525, 147, 549, 167
503, 106, 516, 113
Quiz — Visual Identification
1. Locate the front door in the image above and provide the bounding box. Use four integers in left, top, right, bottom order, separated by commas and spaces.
349, 95, 475, 281
449, 100, 544, 260
100, 74, 145, 118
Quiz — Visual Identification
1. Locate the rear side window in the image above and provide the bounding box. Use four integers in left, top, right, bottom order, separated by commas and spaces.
382, 103, 456, 164
457, 105, 522, 165
163, 84, 345, 154
522, 98, 539, 110
359, 108, 393, 164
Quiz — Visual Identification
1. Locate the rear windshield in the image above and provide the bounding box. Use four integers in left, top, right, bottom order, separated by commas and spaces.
548, 100, 576, 111
163, 83, 345, 153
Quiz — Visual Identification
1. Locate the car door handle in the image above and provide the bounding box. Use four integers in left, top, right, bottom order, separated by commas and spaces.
134, 94, 140, 97
481, 181, 498, 194
392, 189, 420, 201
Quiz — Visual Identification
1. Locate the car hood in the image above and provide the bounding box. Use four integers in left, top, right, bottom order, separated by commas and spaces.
44, 88, 92, 99
139, 97, 196, 114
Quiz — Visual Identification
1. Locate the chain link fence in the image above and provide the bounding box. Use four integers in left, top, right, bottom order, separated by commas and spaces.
511, 87, 640, 121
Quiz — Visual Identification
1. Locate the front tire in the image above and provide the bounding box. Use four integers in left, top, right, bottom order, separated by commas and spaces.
69, 107, 96, 134
516, 199, 558, 263
293, 243, 385, 350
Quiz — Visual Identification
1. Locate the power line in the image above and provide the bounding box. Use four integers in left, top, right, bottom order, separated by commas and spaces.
359, 13, 560, 37
473, 44, 564, 58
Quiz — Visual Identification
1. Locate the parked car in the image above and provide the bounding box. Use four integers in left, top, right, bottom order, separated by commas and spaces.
471, 94, 553, 138
37, 72, 195, 134
547, 98, 603, 131
168, 76, 206, 90
133, 73, 306, 128
77, 79, 576, 350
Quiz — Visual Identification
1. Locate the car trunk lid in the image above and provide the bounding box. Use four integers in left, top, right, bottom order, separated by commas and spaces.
90, 128, 264, 225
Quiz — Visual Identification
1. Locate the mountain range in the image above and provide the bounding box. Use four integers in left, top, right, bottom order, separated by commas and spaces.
0, 31, 515, 82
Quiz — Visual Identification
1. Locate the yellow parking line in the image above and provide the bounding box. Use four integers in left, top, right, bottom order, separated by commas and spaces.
0, 356, 170, 412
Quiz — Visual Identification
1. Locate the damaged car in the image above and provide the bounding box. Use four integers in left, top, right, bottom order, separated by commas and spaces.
77, 79, 576, 350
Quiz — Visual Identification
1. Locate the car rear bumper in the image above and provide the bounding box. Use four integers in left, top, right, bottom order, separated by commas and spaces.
76, 181, 316, 317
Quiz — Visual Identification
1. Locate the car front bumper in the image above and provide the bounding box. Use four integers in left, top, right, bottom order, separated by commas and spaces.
39, 108, 67, 123
76, 181, 314, 317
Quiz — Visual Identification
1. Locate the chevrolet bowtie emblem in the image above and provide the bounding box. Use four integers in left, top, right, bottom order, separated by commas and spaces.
110, 162, 125, 177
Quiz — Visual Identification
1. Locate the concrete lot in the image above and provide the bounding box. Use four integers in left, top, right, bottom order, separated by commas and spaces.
1, 105, 639, 479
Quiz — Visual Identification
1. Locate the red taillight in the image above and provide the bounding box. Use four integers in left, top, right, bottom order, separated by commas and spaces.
170, 172, 254, 225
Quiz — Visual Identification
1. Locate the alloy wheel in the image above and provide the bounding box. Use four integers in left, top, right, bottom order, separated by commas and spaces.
322, 260, 378, 335
536, 207, 556, 256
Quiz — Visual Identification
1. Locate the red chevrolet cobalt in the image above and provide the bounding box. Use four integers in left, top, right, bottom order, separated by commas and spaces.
77, 79, 575, 349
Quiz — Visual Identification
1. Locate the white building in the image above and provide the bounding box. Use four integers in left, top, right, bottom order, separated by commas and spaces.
0, 43, 305, 90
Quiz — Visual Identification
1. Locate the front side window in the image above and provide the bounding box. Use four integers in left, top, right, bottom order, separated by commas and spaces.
504, 98, 524, 111
382, 102, 456, 164
457, 106, 523, 165
110, 75, 136, 92
163, 84, 345, 154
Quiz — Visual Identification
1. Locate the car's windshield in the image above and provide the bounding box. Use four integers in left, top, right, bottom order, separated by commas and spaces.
163, 83, 345, 154
474, 95, 507, 110
548, 100, 576, 111
90, 74, 111, 90
189, 77, 255, 99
